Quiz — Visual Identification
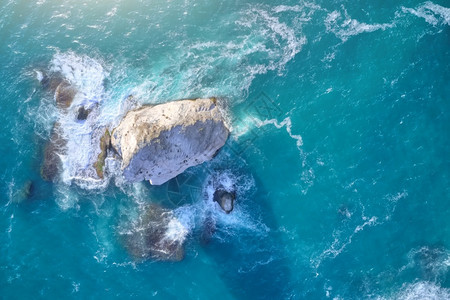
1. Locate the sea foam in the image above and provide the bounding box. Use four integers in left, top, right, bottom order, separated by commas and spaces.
325, 9, 394, 42
402, 2, 450, 26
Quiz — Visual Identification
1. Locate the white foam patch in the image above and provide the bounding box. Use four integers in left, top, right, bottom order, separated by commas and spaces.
172, 170, 267, 238
272, 3, 321, 14
163, 216, 189, 243
50, 52, 108, 108
54, 184, 80, 211
47, 51, 116, 190
325, 9, 394, 42
35, 70, 44, 82
236, 7, 307, 75
381, 282, 450, 300
402, 1, 450, 26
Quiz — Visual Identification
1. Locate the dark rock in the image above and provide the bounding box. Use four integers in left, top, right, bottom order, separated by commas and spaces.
41, 123, 66, 181
54, 81, 77, 109
122, 204, 186, 262
77, 106, 91, 120
213, 189, 236, 214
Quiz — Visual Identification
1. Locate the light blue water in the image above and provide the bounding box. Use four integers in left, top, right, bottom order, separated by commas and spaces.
1, 0, 450, 299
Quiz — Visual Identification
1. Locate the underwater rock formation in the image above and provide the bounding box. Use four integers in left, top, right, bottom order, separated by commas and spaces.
121, 204, 187, 262
41, 123, 66, 182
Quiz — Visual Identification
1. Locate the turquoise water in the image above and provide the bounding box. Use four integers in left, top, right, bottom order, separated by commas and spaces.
1, 0, 450, 298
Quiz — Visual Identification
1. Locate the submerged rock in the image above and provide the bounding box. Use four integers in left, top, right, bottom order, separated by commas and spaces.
22, 180, 34, 199
38, 71, 64, 92
213, 188, 236, 214
12, 180, 34, 203
122, 204, 186, 262
200, 213, 216, 245
41, 123, 66, 181
111, 98, 229, 185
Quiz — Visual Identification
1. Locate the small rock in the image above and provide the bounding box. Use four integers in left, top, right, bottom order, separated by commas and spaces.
77, 106, 91, 120
213, 189, 236, 214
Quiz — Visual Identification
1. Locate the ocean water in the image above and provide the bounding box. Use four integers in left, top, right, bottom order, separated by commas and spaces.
1, 0, 449, 298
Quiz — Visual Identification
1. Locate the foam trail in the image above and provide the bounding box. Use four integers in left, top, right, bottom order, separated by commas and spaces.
129, 5, 310, 103
233, 115, 316, 194
272, 3, 322, 14
313, 216, 378, 269
325, 9, 394, 42
254, 117, 303, 149
402, 1, 450, 26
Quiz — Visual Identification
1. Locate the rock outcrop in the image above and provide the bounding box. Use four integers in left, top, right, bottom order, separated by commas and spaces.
93, 129, 111, 179
111, 98, 229, 185
213, 188, 236, 214
54, 81, 77, 109
77, 106, 91, 120
38, 71, 77, 109
122, 204, 187, 262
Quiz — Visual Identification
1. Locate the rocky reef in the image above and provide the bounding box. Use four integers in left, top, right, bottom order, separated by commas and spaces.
111, 98, 229, 185
36, 68, 234, 262
121, 204, 187, 262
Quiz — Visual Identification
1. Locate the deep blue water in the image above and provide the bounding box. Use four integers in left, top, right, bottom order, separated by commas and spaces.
1, 0, 450, 299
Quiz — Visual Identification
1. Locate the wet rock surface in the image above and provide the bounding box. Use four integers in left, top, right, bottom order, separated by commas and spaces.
213, 188, 236, 214
77, 106, 91, 120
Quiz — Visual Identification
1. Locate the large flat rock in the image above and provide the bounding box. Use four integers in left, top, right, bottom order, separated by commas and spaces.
111, 98, 229, 185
